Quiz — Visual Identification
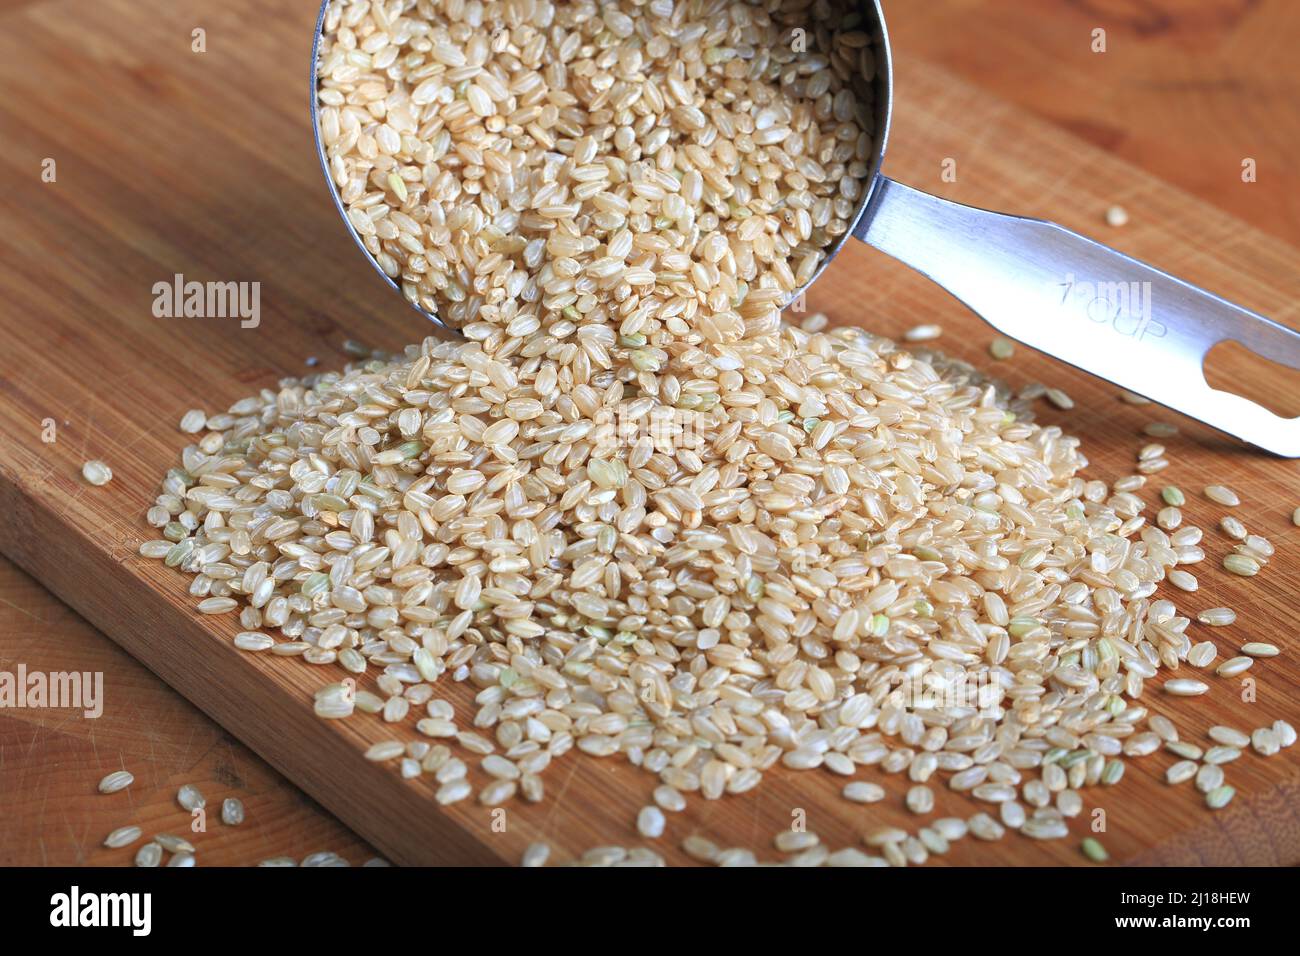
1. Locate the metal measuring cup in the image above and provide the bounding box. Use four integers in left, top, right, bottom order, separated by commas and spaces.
311, 0, 1300, 456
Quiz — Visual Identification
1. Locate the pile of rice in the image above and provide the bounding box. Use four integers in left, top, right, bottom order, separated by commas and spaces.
138, 0, 1291, 865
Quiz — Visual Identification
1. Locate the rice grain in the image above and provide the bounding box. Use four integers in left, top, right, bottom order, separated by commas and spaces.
98, 771, 134, 794
221, 798, 245, 826
1163, 679, 1209, 697
104, 825, 142, 849
1205, 785, 1235, 809
1205, 485, 1240, 506
82, 460, 113, 486
177, 784, 206, 812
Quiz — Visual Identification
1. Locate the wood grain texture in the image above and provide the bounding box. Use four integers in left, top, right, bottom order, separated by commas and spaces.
0, 0, 1297, 866
0, 557, 377, 867
885, 0, 1300, 246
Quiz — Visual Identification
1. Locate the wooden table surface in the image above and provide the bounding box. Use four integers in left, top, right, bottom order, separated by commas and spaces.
889, 0, 1300, 245
1, 0, 1298, 867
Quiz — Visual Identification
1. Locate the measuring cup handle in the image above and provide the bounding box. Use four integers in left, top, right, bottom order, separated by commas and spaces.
852, 176, 1300, 457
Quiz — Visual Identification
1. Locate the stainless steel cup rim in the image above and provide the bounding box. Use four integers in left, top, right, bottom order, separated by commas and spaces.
308, 0, 897, 337
309, 2, 1300, 457
309, 1, 452, 335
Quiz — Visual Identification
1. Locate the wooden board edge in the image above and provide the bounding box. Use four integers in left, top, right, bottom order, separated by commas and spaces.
0, 463, 507, 866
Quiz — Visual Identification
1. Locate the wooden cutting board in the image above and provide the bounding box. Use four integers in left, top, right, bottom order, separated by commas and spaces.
1, 0, 1297, 866
0, 557, 379, 867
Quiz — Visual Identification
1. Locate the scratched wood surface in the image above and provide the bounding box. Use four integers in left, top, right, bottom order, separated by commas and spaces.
0, 558, 377, 867
0, 0, 1297, 866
